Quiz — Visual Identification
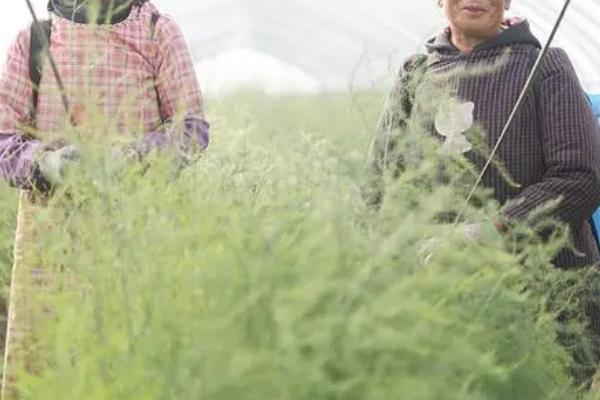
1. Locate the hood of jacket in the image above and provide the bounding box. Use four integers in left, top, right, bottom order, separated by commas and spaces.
426, 19, 542, 55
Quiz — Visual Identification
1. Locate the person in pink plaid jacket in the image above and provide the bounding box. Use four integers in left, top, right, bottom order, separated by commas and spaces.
0, 1, 209, 398
0, 0, 209, 190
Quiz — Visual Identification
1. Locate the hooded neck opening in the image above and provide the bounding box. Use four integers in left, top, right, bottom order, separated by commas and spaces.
427, 19, 542, 55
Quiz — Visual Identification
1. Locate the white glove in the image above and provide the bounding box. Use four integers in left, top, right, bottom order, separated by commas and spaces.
463, 223, 484, 242
37, 144, 80, 186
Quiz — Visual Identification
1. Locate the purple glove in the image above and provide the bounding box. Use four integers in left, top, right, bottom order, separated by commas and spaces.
134, 117, 210, 163
0, 134, 50, 191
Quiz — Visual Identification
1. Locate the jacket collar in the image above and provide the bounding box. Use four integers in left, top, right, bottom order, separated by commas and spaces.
426, 19, 542, 55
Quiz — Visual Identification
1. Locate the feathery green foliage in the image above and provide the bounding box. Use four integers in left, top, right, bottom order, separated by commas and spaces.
0, 92, 595, 399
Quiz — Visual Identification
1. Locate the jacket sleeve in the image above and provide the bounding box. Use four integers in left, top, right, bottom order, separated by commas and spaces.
0, 27, 49, 191
140, 14, 209, 161
364, 56, 425, 207
504, 49, 600, 226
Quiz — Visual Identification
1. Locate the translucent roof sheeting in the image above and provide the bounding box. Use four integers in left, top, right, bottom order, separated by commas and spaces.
514, 0, 600, 91
1, 1, 599, 94
156, 0, 600, 93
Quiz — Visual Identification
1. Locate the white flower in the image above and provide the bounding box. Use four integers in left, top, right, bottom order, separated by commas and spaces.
435, 99, 475, 137
442, 133, 473, 154
435, 99, 474, 154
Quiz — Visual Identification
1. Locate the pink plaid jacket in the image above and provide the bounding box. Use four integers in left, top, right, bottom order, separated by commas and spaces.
0, 1, 209, 190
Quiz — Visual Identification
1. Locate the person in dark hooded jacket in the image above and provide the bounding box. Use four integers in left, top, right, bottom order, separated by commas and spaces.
369, 0, 600, 269
367, 0, 600, 387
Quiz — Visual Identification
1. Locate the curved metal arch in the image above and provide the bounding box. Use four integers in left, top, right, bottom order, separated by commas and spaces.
514, 2, 600, 80
191, 29, 363, 90
178, 3, 429, 53
182, 3, 435, 88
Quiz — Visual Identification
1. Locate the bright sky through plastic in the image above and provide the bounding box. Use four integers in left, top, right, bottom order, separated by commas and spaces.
1, 0, 599, 95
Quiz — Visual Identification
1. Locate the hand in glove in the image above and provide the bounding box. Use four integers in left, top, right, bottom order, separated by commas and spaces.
463, 223, 484, 242
108, 133, 167, 166
37, 144, 80, 186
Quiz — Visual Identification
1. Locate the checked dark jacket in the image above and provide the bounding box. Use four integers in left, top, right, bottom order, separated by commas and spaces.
367, 20, 600, 269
